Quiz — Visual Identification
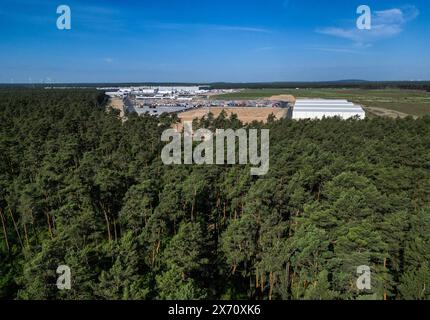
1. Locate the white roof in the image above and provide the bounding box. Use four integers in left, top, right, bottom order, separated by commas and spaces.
292, 99, 365, 120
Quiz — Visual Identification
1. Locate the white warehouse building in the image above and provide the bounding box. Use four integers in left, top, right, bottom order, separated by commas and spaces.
292, 99, 366, 120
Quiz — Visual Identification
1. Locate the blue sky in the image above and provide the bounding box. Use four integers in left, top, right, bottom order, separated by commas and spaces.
1, 0, 429, 83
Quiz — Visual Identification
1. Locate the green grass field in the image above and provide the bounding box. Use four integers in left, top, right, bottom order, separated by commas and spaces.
212, 88, 430, 117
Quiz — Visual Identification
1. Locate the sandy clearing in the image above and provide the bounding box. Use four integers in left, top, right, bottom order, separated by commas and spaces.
107, 97, 125, 118
174, 107, 287, 131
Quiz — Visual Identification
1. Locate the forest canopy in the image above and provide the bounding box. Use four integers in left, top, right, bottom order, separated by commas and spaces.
0, 89, 429, 300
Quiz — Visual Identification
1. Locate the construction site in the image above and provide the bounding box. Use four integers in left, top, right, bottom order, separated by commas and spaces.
105, 86, 365, 128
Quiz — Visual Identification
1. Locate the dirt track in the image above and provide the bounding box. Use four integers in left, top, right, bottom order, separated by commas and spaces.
364, 106, 414, 119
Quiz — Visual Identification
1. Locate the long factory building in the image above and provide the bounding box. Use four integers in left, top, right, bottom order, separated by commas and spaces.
292, 99, 366, 120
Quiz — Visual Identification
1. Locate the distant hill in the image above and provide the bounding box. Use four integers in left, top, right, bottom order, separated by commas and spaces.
335, 79, 369, 84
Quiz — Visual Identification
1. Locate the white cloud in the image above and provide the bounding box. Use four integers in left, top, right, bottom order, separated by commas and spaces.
254, 46, 276, 52
317, 6, 419, 44
145, 22, 270, 33
313, 46, 364, 54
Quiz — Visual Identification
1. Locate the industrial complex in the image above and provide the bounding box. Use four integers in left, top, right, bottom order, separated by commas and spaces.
101, 86, 366, 125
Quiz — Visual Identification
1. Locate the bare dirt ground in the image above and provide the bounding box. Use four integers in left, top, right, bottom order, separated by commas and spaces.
364, 106, 414, 119
174, 107, 287, 131
107, 97, 125, 118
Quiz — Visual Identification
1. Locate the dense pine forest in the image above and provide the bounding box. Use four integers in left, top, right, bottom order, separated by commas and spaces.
0, 89, 429, 300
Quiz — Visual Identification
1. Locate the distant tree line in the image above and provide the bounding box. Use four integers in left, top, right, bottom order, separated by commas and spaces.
1, 81, 430, 92
208, 81, 430, 91
0, 89, 429, 300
